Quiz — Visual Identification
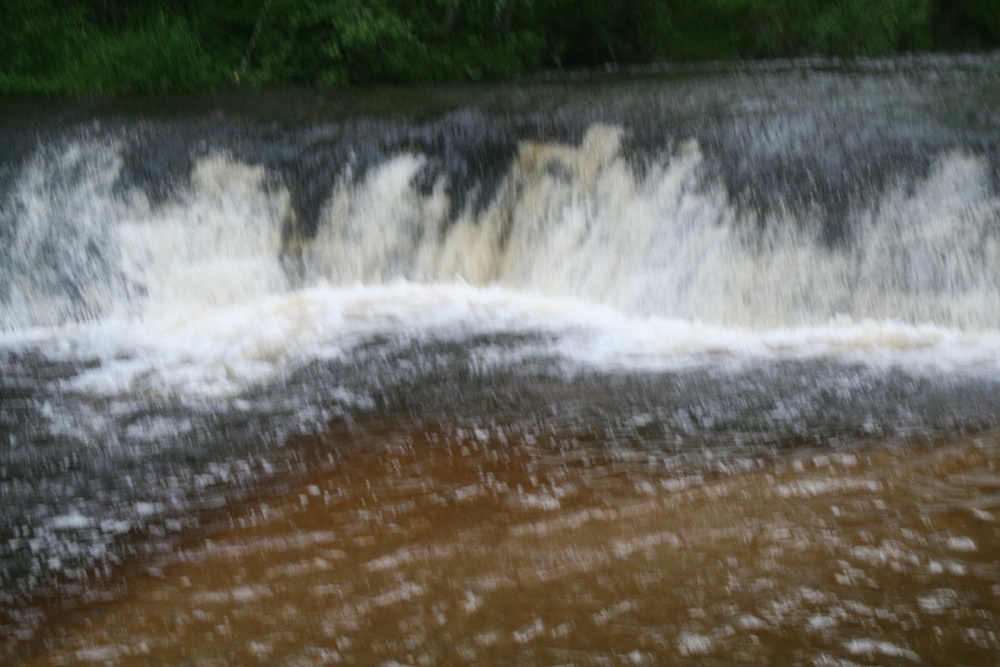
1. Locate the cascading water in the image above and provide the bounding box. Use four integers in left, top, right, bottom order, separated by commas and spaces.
4, 123, 999, 332
2, 54, 1000, 664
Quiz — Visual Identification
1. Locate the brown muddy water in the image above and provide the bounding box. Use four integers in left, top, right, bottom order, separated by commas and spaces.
20, 424, 1000, 666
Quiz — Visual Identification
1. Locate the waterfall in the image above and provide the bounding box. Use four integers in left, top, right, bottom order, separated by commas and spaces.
3, 125, 997, 332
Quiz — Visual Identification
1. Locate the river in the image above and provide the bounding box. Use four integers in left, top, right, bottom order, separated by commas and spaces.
2, 54, 1000, 664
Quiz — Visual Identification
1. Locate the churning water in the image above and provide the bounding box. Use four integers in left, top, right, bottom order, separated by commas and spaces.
2, 54, 1000, 664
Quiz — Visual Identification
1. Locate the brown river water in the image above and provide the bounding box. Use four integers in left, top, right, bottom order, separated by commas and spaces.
18, 422, 1000, 666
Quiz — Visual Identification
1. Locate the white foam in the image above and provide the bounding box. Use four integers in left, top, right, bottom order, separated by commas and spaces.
945, 536, 977, 552
677, 631, 714, 656
843, 638, 920, 662
5, 282, 1000, 411
49, 511, 96, 530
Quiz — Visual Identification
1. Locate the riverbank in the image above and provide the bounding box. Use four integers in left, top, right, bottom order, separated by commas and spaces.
2, 0, 999, 97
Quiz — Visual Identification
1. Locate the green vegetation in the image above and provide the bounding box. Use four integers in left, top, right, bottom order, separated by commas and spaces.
1, 0, 998, 96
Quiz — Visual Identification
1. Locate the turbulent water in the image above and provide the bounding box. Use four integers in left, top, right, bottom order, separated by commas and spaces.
2, 54, 1000, 664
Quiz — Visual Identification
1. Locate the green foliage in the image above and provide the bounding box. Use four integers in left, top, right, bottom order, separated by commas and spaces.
0, 0, 997, 97
0, 0, 85, 94
0, 2, 216, 95
530, 0, 675, 66
404, 0, 549, 81
246, 0, 423, 86
930, 0, 1000, 49
733, 0, 932, 57
68, 14, 219, 93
